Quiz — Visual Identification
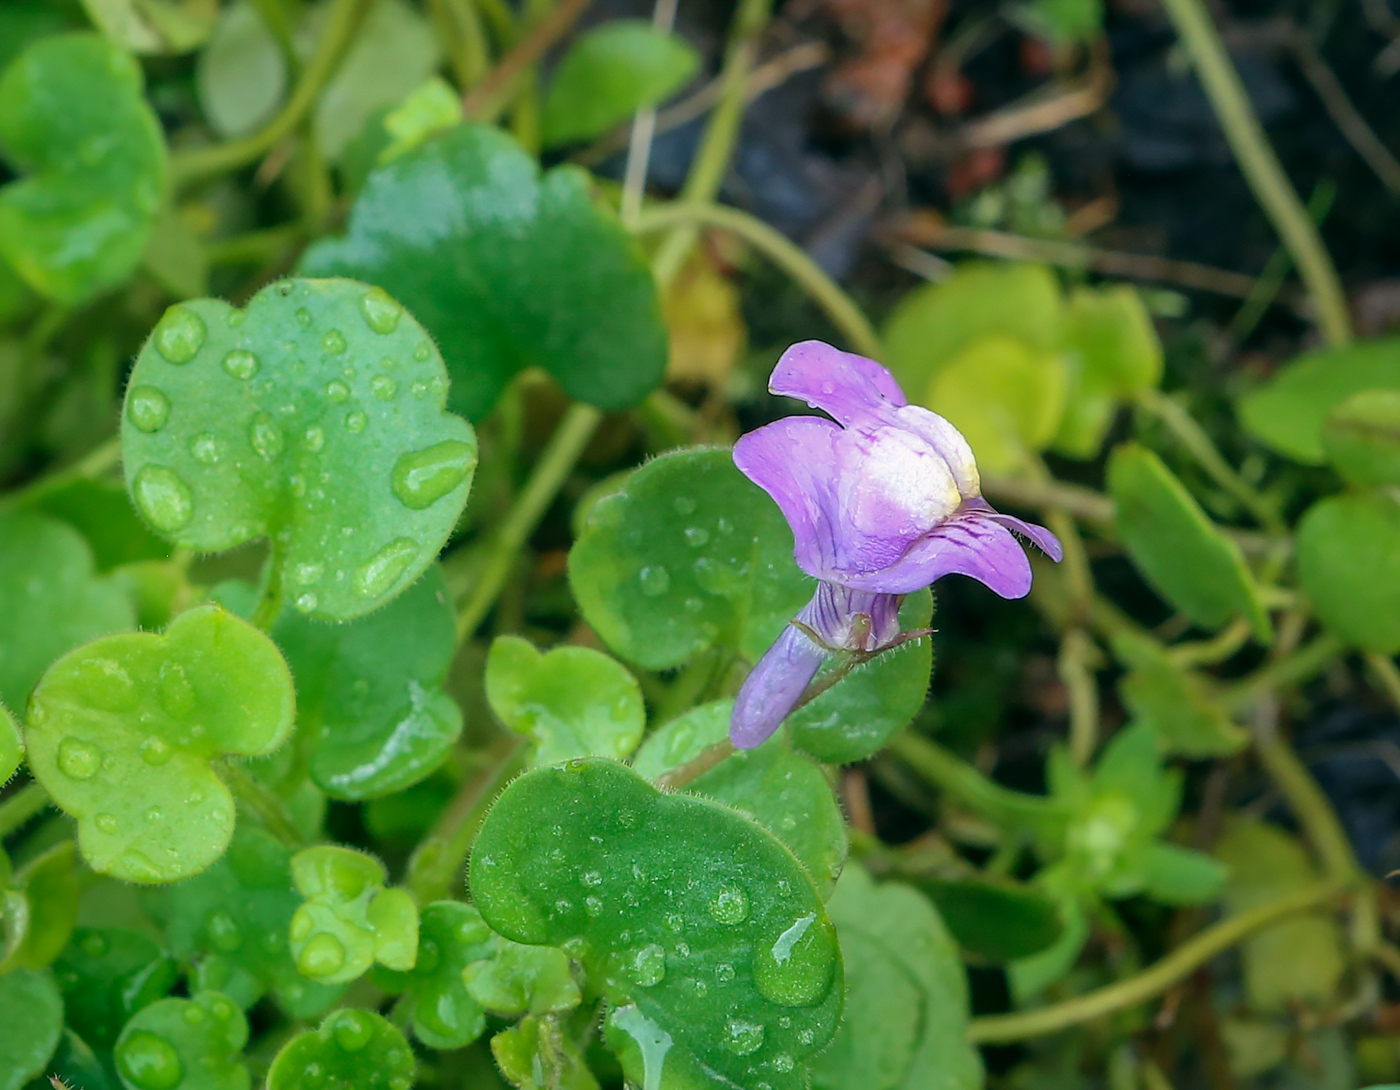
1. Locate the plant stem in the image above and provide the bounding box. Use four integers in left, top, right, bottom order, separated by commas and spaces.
408, 737, 528, 902
981, 474, 1117, 525
632, 202, 882, 359
1060, 629, 1100, 766
1364, 652, 1400, 713
217, 761, 305, 849
1156, 0, 1351, 346
455, 403, 602, 644
655, 739, 737, 791
0, 783, 51, 840
1217, 631, 1344, 711
250, 544, 286, 631
0, 436, 121, 513
460, 0, 594, 122
966, 881, 1344, 1043
888, 731, 1061, 833
170, 0, 373, 190
429, 0, 490, 89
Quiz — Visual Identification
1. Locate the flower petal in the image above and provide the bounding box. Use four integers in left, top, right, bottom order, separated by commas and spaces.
730, 620, 828, 749
769, 341, 905, 428
891, 404, 981, 498
831, 508, 1036, 598
733, 417, 843, 579
966, 497, 1064, 562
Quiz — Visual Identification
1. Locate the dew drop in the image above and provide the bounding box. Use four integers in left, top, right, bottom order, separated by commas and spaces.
158, 660, 197, 719
322, 328, 348, 355
221, 349, 259, 380
629, 944, 667, 987
414, 341, 431, 361
683, 526, 711, 548
410, 381, 428, 399
582, 870, 604, 887
772, 1054, 795, 1073
152, 306, 206, 364
76, 657, 139, 711
717, 516, 734, 535
638, 566, 671, 597
354, 538, 418, 598
371, 375, 398, 400
57, 737, 100, 780
80, 932, 109, 958
249, 412, 284, 461
190, 432, 221, 465
207, 910, 243, 952
725, 1019, 765, 1056
295, 307, 313, 327
673, 496, 697, 515
182, 1004, 204, 1024
683, 596, 704, 613
95, 813, 119, 834
391, 440, 476, 510
584, 896, 603, 916
116, 1029, 184, 1090
295, 592, 319, 612
140, 736, 173, 767
133, 465, 193, 533
753, 912, 836, 1007
326, 380, 350, 403
296, 932, 346, 977
332, 1009, 374, 1052
146, 806, 163, 822
716, 963, 736, 982
127, 386, 171, 433
227, 310, 247, 327
344, 409, 368, 433
359, 287, 403, 334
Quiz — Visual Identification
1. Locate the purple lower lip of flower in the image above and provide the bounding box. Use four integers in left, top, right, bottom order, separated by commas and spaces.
728, 340, 1062, 749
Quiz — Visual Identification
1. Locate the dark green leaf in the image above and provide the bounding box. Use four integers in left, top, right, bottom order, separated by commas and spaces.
113, 991, 249, 1090
54, 928, 178, 1050
0, 968, 63, 1090
915, 877, 1063, 963
374, 901, 493, 1049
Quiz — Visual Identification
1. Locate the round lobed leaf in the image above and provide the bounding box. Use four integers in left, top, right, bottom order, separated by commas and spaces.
1111, 629, 1246, 758
633, 701, 847, 896
471, 759, 843, 1090
0, 702, 20, 783
272, 566, 462, 798
0, 33, 167, 303
289, 845, 419, 985
113, 991, 249, 1090
25, 604, 295, 883
54, 927, 178, 1050
913, 876, 1064, 963
374, 900, 493, 1049
461, 936, 582, 1017
144, 823, 345, 1017
0, 509, 136, 709
121, 277, 477, 621
496, 1014, 597, 1090
266, 1008, 415, 1090
485, 636, 645, 767
0, 967, 63, 1090
1296, 492, 1400, 654
1321, 389, 1400, 489
0, 839, 79, 973
300, 123, 667, 420
569, 448, 811, 671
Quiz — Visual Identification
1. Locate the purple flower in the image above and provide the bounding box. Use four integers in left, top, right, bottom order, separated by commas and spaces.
730, 341, 1063, 749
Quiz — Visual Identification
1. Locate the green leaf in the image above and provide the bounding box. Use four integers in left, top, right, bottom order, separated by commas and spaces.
121, 277, 477, 621
300, 123, 667, 420
380, 77, 463, 163
145, 824, 345, 1017
142, 203, 209, 299
196, 0, 286, 137
1321, 389, 1400, 489
0, 33, 167, 304
267, 1008, 415, 1090
813, 865, 982, 1090
486, 636, 645, 767
26, 477, 169, 571
542, 21, 700, 147
374, 901, 493, 1049
113, 991, 249, 1090
1216, 821, 1344, 1012
1138, 841, 1227, 905
1054, 285, 1162, 458
272, 566, 462, 798
462, 939, 582, 1016
79, 0, 218, 54
1296, 492, 1400, 653
786, 591, 934, 764
1, 840, 79, 972
633, 701, 847, 896
34, 1029, 118, 1090
0, 702, 21, 783
914, 876, 1064, 963
1111, 630, 1247, 757
0, 968, 63, 1090
25, 604, 295, 883
499, 1015, 598, 1090
0, 510, 136, 708
1238, 337, 1400, 464
1007, 892, 1088, 1001
471, 759, 843, 1090
1108, 444, 1270, 640
925, 335, 1068, 475
289, 845, 419, 985
54, 928, 178, 1051
569, 448, 809, 671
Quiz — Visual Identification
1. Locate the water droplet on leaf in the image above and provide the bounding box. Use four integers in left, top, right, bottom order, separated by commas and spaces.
221, 349, 259, 380
249, 412, 284, 461
628, 944, 667, 987
190, 433, 220, 465
322, 329, 348, 355
359, 288, 402, 334
391, 440, 475, 509
207, 910, 243, 952
354, 538, 418, 598
303, 425, 326, 452
95, 813, 119, 834
139, 736, 172, 766
673, 496, 697, 515
153, 306, 206, 364
724, 1019, 765, 1056
133, 465, 194, 533
117, 1030, 184, 1090
332, 1009, 374, 1052
127, 386, 171, 432
638, 566, 671, 597
753, 913, 835, 1007
57, 737, 100, 780
684, 526, 710, 547
295, 308, 313, 327
344, 410, 368, 433
297, 932, 347, 977
326, 380, 350, 404
371, 375, 398, 400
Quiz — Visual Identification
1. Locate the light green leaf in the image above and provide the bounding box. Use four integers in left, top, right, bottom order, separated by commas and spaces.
1111, 630, 1247, 757
0, 968, 63, 1090
486, 636, 645, 767
0, 33, 167, 303
498, 1015, 598, 1090
1138, 841, 1227, 905
542, 21, 700, 147
80, 0, 217, 53
0, 702, 22, 783
470, 759, 843, 1090
633, 701, 848, 896
196, 0, 286, 137
267, 1008, 415, 1090
1108, 443, 1271, 640
381, 77, 463, 162
121, 277, 477, 621
1321, 389, 1400, 489
0, 840, 79, 973
1238, 337, 1400, 464
1296, 492, 1400, 653
300, 123, 667, 420
114, 991, 250, 1090
374, 901, 493, 1049
26, 604, 295, 883
463, 939, 582, 1016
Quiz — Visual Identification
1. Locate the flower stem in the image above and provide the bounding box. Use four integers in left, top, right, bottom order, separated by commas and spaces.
170, 0, 373, 190
1217, 631, 1344, 711
0, 783, 51, 840
455, 402, 602, 644
1059, 629, 1100, 766
632, 202, 883, 360
1156, 0, 1351, 346
966, 881, 1344, 1043
216, 760, 306, 849
407, 737, 528, 903
887, 732, 1061, 833
655, 739, 737, 791
460, 0, 594, 122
